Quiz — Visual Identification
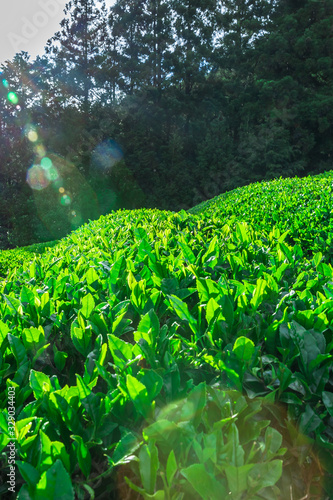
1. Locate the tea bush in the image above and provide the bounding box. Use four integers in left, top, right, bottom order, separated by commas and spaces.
1, 173, 333, 499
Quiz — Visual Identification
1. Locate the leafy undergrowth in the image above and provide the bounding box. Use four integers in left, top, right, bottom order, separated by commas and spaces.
1, 173, 333, 499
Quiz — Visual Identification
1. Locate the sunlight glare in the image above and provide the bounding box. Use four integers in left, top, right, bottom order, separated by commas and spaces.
91, 139, 123, 172
35, 145, 46, 157
41, 157, 53, 169
26, 165, 50, 190
7, 92, 18, 105
60, 194, 71, 206
28, 130, 38, 142
45, 166, 59, 181
25, 125, 39, 143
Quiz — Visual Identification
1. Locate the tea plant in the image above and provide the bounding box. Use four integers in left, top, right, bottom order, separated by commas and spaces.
0, 173, 333, 498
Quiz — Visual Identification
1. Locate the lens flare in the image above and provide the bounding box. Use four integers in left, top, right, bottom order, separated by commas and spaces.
2, 79, 9, 88
41, 157, 52, 169
71, 210, 83, 227
28, 130, 38, 142
30, 153, 99, 239
25, 125, 38, 143
45, 166, 59, 181
35, 145, 46, 157
59, 187, 65, 193
52, 178, 63, 189
91, 139, 123, 172
7, 92, 18, 105
27, 165, 50, 191
60, 194, 71, 206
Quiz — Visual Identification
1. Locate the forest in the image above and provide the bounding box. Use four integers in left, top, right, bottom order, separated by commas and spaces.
0, 0, 332, 248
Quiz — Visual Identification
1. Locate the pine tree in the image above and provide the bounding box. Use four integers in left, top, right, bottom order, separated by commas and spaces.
142, 0, 173, 90
170, 0, 217, 95
254, 0, 333, 173
45, 0, 106, 115
110, 0, 148, 95
95, 7, 122, 104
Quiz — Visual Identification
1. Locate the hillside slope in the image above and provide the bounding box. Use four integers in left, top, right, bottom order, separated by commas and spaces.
1, 174, 333, 499
190, 172, 333, 255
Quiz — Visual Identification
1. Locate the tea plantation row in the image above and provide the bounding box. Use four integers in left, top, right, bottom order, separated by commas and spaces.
1, 173, 333, 499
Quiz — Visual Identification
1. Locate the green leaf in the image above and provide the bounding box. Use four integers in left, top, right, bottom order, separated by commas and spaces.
0, 320, 9, 348
134, 227, 149, 241
206, 297, 221, 324
17, 484, 33, 499
235, 222, 249, 243
225, 464, 255, 495
0, 432, 11, 453
39, 430, 53, 471
167, 295, 197, 332
180, 382, 206, 429
143, 419, 178, 443
22, 327, 45, 355
318, 262, 333, 278
225, 424, 244, 466
8, 334, 28, 366
76, 374, 100, 422
84, 267, 99, 285
71, 326, 92, 357
181, 464, 223, 500
219, 295, 234, 327
299, 404, 323, 434
233, 337, 255, 362
30, 370, 51, 399
108, 334, 133, 371
313, 252, 323, 267
35, 460, 74, 500
76, 374, 91, 400
3, 294, 21, 314
32, 344, 50, 366
196, 278, 220, 303
139, 441, 159, 495
144, 491, 165, 500
161, 278, 178, 296
250, 279, 267, 310
178, 241, 196, 264
265, 427, 283, 458
16, 461, 40, 490
80, 293, 95, 319
53, 346, 68, 371
136, 309, 160, 346
126, 374, 150, 418
109, 256, 125, 286
111, 429, 140, 466
248, 460, 283, 490
323, 391, 333, 417
20, 286, 35, 306
140, 370, 163, 402
51, 441, 71, 472
166, 449, 177, 487
71, 435, 92, 478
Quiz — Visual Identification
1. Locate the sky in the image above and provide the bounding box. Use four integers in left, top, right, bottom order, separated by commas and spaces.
0, 0, 113, 66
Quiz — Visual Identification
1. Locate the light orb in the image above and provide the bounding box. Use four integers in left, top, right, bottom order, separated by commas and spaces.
26, 165, 50, 191
7, 92, 18, 105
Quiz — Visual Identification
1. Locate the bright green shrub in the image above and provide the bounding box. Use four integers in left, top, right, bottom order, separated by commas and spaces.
0, 175, 332, 498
